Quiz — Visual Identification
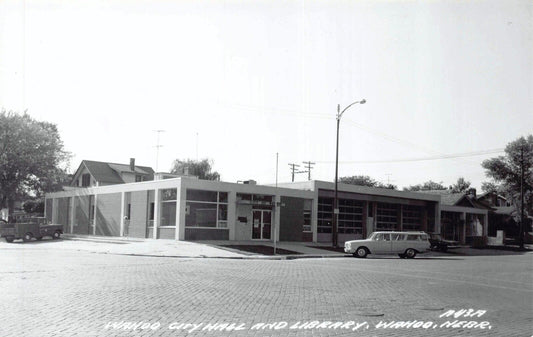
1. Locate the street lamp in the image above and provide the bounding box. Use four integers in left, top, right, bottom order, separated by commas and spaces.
333, 99, 366, 248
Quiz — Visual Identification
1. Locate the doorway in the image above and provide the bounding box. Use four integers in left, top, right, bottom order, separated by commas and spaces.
252, 210, 272, 240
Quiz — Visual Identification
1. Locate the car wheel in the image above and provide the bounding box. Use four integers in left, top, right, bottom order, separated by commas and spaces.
440, 245, 448, 252
52, 231, 61, 239
23, 233, 33, 242
355, 247, 368, 258
405, 248, 417, 259
5, 236, 14, 243
398, 253, 406, 259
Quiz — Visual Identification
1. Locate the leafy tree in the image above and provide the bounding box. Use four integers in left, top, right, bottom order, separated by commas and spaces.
449, 177, 471, 193
22, 199, 45, 214
170, 158, 220, 181
482, 135, 533, 222
481, 181, 502, 194
339, 175, 397, 190
403, 180, 447, 191
0, 110, 70, 213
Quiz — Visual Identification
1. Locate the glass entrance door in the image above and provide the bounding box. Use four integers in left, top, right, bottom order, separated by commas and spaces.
252, 210, 272, 240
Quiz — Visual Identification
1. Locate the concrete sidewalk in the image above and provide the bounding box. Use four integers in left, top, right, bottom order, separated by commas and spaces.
58, 235, 347, 259
2, 234, 530, 259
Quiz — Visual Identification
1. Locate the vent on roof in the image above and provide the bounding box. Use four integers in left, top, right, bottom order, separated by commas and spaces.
130, 158, 135, 171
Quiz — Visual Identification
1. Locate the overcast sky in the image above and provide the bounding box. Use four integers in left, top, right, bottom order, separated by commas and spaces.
1, 0, 532, 189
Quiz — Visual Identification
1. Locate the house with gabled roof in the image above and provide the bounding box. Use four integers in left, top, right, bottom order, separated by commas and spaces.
70, 158, 154, 187
420, 189, 492, 244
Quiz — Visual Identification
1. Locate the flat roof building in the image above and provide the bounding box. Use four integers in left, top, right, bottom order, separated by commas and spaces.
46, 175, 446, 244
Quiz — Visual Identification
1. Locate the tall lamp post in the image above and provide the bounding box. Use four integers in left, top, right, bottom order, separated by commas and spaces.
333, 99, 366, 247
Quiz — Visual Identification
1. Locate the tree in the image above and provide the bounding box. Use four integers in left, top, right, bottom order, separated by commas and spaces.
22, 199, 45, 214
482, 135, 533, 247
0, 110, 70, 213
339, 175, 397, 190
449, 177, 471, 193
481, 181, 501, 194
403, 180, 447, 191
170, 158, 220, 181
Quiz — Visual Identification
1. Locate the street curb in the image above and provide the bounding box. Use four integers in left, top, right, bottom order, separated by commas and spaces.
93, 251, 350, 260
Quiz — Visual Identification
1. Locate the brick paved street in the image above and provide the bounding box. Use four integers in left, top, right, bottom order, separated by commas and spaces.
0, 243, 531, 337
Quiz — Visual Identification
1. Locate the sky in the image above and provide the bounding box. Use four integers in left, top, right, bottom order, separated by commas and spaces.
1, 0, 532, 190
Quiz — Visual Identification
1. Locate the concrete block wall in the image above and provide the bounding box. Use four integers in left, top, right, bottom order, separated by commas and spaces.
96, 193, 121, 236
57, 197, 70, 230
74, 196, 91, 234
45, 199, 53, 223
129, 191, 148, 238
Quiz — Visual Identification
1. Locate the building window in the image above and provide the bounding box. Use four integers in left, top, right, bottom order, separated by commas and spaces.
317, 197, 333, 233
402, 205, 422, 231
303, 199, 312, 232
135, 175, 142, 182
337, 199, 363, 235
376, 203, 398, 231
160, 189, 177, 227
82, 173, 91, 187
186, 189, 228, 228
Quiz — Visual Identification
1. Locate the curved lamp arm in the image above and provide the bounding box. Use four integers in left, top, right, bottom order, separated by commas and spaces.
337, 99, 366, 120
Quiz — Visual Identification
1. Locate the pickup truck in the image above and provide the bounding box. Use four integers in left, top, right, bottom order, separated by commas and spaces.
0, 217, 63, 243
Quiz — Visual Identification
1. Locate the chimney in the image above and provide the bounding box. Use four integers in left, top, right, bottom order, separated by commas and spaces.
468, 188, 476, 198
130, 158, 135, 171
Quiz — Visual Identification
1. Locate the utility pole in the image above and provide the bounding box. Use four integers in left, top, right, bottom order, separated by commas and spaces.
302, 161, 315, 181
519, 146, 525, 250
288, 163, 301, 182
153, 130, 165, 172
275, 153, 278, 256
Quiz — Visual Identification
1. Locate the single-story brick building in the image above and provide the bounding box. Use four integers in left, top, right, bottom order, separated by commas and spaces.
45, 175, 444, 244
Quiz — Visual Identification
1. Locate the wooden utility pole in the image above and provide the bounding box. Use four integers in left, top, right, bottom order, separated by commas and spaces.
302, 161, 315, 180
288, 163, 300, 182
519, 146, 525, 250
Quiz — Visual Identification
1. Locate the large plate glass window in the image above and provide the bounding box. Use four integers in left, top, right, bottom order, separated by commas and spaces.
160, 188, 177, 227
186, 189, 228, 228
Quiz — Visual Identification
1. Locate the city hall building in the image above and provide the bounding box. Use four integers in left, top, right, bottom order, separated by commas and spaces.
45, 161, 444, 243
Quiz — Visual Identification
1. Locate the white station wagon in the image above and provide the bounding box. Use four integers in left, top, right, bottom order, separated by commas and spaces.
344, 231, 431, 259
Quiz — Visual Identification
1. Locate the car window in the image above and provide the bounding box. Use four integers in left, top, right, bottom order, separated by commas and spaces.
392, 233, 405, 241
383, 233, 391, 241
406, 234, 420, 241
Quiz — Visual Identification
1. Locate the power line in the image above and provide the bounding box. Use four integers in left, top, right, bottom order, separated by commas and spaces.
315, 148, 505, 164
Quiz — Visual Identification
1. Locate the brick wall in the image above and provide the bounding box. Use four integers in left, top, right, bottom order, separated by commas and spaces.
280, 196, 304, 241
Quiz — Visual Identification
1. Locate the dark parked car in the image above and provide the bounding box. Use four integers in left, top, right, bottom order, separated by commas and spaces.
428, 233, 459, 252
0, 217, 63, 242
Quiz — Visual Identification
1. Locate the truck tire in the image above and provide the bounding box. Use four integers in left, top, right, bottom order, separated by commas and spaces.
23, 233, 33, 242
5, 236, 14, 243
53, 231, 61, 239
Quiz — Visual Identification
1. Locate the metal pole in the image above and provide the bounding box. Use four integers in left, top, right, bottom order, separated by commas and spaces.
333, 104, 340, 248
